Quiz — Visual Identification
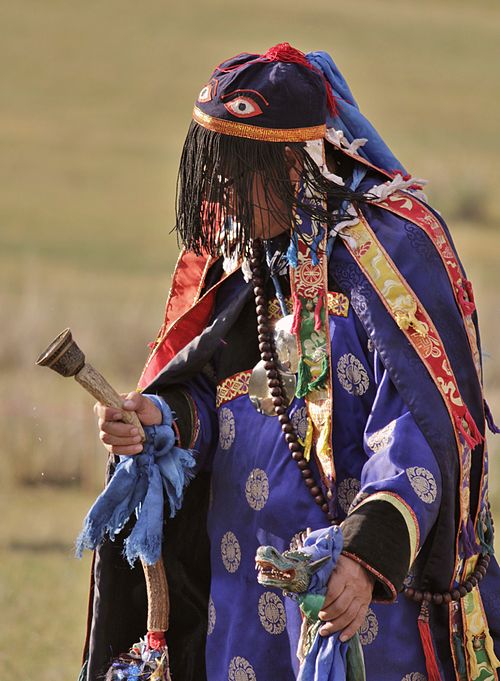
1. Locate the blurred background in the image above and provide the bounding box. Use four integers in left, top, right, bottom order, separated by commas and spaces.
1, 1, 499, 678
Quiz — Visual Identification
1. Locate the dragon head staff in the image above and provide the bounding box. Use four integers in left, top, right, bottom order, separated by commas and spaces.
255, 545, 330, 593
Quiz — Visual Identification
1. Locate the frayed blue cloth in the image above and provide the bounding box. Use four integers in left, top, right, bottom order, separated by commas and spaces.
76, 395, 196, 565
306, 51, 407, 177
292, 526, 349, 681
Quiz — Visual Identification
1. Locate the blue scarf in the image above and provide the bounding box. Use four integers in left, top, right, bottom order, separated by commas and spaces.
76, 395, 196, 565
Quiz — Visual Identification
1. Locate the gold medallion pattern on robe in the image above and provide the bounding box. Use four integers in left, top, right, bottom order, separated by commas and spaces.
245, 469, 269, 511
218, 407, 236, 450
366, 419, 397, 453
207, 596, 216, 635
258, 592, 287, 635
406, 466, 437, 504
359, 607, 379, 646
337, 478, 361, 514
221, 531, 241, 573
228, 656, 257, 681
336, 353, 370, 396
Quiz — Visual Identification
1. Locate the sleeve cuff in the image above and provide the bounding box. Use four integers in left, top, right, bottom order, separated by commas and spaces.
148, 388, 199, 449
341, 494, 417, 600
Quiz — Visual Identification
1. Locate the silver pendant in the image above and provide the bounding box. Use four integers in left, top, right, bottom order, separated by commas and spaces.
248, 315, 298, 416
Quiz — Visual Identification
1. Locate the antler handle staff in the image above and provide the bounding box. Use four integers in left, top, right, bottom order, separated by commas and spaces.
36, 328, 169, 635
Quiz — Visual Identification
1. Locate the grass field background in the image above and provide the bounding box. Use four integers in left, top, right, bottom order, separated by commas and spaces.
1, 1, 499, 679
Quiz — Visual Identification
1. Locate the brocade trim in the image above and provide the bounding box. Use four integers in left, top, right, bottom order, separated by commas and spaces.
267, 291, 349, 320
193, 106, 326, 142
216, 370, 252, 408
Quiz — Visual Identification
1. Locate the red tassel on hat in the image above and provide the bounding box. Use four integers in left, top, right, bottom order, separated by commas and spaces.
262, 42, 337, 115
417, 600, 442, 681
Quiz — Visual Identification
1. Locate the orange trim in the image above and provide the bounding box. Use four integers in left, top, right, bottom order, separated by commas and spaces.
193, 106, 326, 142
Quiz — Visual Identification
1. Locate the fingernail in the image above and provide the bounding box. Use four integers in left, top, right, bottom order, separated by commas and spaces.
130, 428, 139, 435
123, 400, 135, 409
340, 634, 348, 642
113, 413, 122, 420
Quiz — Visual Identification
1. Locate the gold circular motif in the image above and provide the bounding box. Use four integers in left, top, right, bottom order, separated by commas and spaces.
406, 466, 437, 504
258, 591, 287, 635
359, 607, 378, 646
221, 531, 241, 573
219, 407, 236, 450
228, 656, 257, 681
208, 596, 216, 635
337, 478, 361, 514
336, 353, 370, 396
401, 674, 426, 681
245, 468, 269, 511
366, 419, 397, 453
291, 406, 308, 441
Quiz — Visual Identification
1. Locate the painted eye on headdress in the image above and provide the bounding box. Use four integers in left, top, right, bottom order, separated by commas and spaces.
224, 96, 263, 118
198, 84, 213, 103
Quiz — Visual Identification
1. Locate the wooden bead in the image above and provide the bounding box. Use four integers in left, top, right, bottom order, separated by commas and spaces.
464, 581, 473, 593
310, 486, 320, 496
285, 433, 297, 444
254, 287, 265, 297
291, 451, 304, 462
404, 588, 415, 599
314, 495, 324, 505
271, 387, 282, 397
262, 351, 273, 361
327, 512, 335, 522
297, 460, 308, 470
301, 469, 312, 478
264, 361, 274, 370
423, 591, 432, 602
442, 593, 452, 604
458, 585, 468, 598
451, 589, 461, 601
256, 305, 266, 316
321, 503, 329, 514
281, 423, 293, 433
469, 576, 478, 586
304, 478, 315, 488
432, 593, 444, 605
272, 396, 283, 407
259, 342, 272, 353
267, 369, 278, 379
257, 315, 267, 325
413, 591, 423, 602
257, 324, 268, 335
269, 378, 280, 388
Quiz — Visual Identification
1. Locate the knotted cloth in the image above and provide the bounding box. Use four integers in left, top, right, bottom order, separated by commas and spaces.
76, 395, 196, 565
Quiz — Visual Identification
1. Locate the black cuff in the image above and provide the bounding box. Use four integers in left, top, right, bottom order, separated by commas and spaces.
341, 499, 412, 601
155, 388, 195, 449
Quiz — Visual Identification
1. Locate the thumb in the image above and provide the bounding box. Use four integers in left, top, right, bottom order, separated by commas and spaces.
122, 392, 162, 426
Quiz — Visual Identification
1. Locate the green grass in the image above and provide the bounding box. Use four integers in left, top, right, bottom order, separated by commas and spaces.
1, 1, 499, 678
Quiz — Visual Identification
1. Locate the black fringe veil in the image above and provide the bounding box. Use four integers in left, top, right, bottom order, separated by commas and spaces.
175, 121, 368, 257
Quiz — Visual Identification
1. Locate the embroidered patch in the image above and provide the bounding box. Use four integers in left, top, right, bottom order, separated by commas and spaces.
359, 607, 379, 646
218, 407, 236, 450
406, 466, 437, 504
337, 478, 361, 514
258, 591, 287, 635
228, 656, 256, 681
366, 419, 397, 453
221, 531, 241, 573
401, 674, 426, 681
291, 405, 308, 441
207, 596, 216, 635
245, 468, 269, 511
336, 353, 370, 396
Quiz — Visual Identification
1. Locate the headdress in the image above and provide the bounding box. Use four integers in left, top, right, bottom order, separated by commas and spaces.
175, 43, 368, 256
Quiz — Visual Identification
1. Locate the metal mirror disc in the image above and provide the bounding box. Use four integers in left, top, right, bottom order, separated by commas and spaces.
248, 360, 297, 416
274, 315, 299, 374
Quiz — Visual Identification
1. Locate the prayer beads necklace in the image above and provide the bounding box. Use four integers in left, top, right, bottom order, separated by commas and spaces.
250, 238, 334, 524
